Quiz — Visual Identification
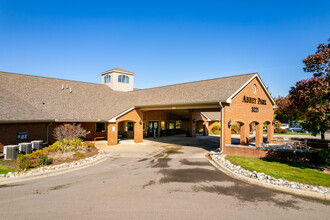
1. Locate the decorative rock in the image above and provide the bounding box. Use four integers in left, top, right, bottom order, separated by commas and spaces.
209, 152, 329, 194
0, 150, 106, 180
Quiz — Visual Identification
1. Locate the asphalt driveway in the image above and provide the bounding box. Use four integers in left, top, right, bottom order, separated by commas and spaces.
0, 135, 329, 219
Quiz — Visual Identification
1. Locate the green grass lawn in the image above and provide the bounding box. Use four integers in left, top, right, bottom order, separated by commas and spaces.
0, 160, 17, 174
226, 156, 330, 187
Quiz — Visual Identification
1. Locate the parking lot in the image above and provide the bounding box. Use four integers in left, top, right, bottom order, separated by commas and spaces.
0, 135, 329, 219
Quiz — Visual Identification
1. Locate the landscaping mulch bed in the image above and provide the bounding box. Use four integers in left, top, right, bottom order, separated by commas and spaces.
0, 147, 99, 173
50, 147, 99, 165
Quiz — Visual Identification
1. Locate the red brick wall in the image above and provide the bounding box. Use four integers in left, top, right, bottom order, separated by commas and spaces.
48, 122, 107, 143
223, 77, 274, 147
0, 123, 48, 152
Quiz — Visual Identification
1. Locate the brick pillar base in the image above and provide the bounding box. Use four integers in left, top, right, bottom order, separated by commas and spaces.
267, 123, 274, 142
189, 110, 196, 137
107, 123, 118, 145
134, 122, 143, 143
255, 123, 263, 147
203, 122, 209, 136
240, 123, 249, 145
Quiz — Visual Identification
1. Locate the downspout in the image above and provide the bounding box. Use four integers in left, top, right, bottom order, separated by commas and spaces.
219, 102, 224, 154
45, 122, 53, 145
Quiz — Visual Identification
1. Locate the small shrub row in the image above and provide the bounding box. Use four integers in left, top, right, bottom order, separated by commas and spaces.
274, 127, 288, 134
318, 149, 330, 165
17, 150, 51, 170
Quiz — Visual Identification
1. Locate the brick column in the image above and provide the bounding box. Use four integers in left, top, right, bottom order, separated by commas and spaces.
189, 110, 196, 137
203, 122, 209, 136
134, 109, 143, 143
107, 122, 118, 145
240, 123, 249, 145
223, 106, 231, 146
267, 123, 274, 142
224, 120, 231, 146
255, 123, 263, 147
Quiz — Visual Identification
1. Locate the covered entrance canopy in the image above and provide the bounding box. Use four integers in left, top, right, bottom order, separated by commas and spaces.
107, 73, 276, 150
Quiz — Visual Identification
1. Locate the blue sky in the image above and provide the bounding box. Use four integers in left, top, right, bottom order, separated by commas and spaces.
0, 0, 329, 97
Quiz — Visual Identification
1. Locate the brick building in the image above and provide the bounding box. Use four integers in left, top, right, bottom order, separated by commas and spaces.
0, 68, 275, 152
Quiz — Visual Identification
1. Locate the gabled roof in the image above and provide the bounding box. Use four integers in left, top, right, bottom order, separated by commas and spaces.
0, 70, 268, 123
201, 112, 220, 121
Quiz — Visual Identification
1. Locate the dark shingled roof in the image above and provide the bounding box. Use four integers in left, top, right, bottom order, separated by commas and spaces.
0, 71, 256, 122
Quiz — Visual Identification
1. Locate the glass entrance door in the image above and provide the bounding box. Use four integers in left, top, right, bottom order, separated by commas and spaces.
148, 121, 159, 138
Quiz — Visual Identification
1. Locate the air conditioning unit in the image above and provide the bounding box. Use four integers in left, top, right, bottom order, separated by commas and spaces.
19, 142, 32, 154
31, 140, 43, 150
4, 145, 19, 160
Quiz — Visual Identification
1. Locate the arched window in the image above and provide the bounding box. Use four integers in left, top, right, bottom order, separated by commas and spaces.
118, 75, 129, 83
104, 75, 111, 83
253, 84, 256, 94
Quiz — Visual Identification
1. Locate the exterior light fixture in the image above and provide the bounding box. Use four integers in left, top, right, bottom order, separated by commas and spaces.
139, 119, 142, 125
228, 120, 232, 128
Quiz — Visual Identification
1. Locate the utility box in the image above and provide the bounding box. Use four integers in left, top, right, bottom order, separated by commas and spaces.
19, 142, 32, 155
4, 145, 19, 160
31, 140, 43, 150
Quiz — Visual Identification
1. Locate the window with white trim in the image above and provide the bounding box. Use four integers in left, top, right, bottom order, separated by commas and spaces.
253, 84, 256, 94
118, 75, 129, 83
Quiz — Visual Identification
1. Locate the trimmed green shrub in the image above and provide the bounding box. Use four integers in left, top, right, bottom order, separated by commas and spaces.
211, 124, 221, 135
36, 153, 51, 166
17, 150, 52, 170
274, 127, 288, 133
17, 154, 33, 170
44, 141, 62, 152
74, 152, 85, 158
318, 149, 330, 165
231, 124, 240, 134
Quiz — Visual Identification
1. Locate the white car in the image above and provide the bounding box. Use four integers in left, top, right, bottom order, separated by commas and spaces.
280, 123, 290, 130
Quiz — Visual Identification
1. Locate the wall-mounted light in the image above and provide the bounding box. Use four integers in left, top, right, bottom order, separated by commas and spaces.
139, 119, 142, 125
228, 120, 232, 128
193, 119, 196, 123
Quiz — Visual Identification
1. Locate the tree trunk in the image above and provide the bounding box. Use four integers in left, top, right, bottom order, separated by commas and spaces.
321, 132, 325, 140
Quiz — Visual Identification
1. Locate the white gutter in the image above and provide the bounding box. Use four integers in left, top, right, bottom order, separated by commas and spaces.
219, 102, 224, 154
200, 112, 211, 122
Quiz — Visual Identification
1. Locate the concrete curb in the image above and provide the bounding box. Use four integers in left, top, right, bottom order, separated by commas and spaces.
0, 154, 109, 185
207, 154, 330, 201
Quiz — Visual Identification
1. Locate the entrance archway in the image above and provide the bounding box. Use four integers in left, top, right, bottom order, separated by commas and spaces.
118, 120, 135, 139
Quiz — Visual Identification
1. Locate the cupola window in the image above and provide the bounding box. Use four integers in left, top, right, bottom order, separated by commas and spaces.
104, 75, 111, 83
118, 75, 129, 83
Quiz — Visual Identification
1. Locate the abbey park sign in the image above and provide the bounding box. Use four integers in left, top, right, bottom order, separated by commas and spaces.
242, 96, 267, 113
